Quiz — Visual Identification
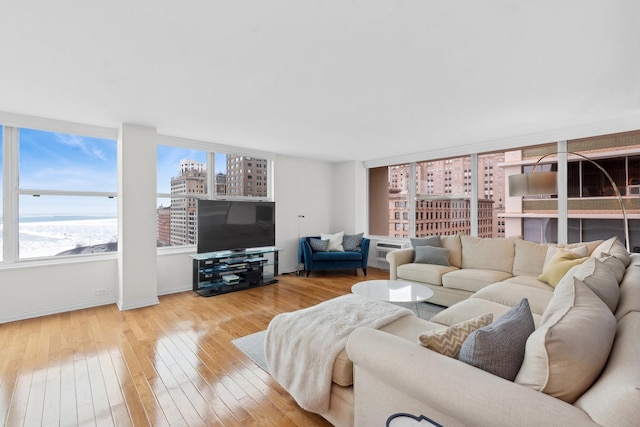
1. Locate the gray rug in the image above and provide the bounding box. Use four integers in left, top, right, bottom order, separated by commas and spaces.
232, 302, 444, 371
232, 330, 269, 371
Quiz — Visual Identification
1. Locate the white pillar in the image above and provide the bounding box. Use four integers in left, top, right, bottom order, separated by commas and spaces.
117, 123, 159, 310
557, 141, 568, 244
470, 153, 479, 237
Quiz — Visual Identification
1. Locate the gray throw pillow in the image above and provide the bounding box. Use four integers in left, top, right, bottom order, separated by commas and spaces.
410, 236, 441, 248
414, 246, 450, 266
343, 233, 364, 251
309, 238, 329, 252
458, 298, 535, 381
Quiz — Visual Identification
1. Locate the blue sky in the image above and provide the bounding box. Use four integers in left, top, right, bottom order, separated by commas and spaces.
2, 128, 229, 217
18, 128, 118, 216
20, 128, 117, 192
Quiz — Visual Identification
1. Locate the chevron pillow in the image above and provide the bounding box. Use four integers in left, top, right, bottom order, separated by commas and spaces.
418, 313, 493, 358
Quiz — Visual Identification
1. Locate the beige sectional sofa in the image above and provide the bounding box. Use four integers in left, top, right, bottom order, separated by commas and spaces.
317, 235, 639, 427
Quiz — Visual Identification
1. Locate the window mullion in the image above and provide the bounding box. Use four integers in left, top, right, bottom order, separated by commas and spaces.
3, 126, 19, 263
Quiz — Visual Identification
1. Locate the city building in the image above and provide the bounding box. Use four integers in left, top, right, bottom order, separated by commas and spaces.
156, 205, 171, 246
386, 153, 505, 238
169, 159, 207, 245
225, 156, 268, 197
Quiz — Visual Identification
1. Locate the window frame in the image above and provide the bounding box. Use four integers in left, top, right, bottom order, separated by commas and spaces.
1, 115, 118, 264
155, 135, 275, 253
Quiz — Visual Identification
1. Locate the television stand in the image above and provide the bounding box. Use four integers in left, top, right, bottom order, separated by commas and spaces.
190, 246, 281, 297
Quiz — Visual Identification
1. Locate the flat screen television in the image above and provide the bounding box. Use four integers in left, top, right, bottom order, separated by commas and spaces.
197, 200, 276, 253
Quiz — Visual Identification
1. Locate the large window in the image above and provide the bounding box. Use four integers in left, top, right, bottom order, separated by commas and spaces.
156, 145, 272, 249
17, 128, 117, 259
367, 132, 640, 250
0, 125, 3, 261
415, 156, 472, 237
368, 164, 410, 238
511, 135, 640, 250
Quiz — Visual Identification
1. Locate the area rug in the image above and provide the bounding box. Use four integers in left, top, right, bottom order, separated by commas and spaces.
232, 330, 269, 371
232, 302, 444, 371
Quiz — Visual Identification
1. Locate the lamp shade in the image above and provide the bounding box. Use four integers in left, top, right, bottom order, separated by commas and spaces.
508, 171, 558, 197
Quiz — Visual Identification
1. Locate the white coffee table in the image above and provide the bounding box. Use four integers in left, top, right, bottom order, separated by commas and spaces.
351, 279, 434, 303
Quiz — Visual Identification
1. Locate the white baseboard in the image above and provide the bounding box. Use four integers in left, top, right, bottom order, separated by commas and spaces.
117, 296, 160, 311
0, 297, 118, 324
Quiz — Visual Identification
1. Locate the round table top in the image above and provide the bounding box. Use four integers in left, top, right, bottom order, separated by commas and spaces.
351, 279, 434, 303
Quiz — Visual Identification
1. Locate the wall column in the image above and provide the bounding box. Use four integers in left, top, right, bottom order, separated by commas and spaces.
117, 123, 159, 310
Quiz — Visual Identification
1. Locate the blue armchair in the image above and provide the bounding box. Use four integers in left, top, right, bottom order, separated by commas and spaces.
298, 236, 370, 277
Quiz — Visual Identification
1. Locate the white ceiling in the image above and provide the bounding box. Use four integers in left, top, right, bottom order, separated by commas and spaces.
1, 1, 639, 163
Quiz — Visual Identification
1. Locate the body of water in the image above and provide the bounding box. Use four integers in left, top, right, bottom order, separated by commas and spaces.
0, 216, 118, 259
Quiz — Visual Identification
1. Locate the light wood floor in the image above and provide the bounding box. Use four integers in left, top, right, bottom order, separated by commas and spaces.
0, 267, 389, 427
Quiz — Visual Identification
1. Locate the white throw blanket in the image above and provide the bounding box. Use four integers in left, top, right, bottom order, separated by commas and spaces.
264, 293, 413, 414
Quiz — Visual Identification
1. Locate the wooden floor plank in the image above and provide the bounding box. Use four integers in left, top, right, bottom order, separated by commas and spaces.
0, 268, 389, 426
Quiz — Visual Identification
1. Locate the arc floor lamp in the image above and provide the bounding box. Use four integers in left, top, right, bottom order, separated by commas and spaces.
508, 151, 631, 252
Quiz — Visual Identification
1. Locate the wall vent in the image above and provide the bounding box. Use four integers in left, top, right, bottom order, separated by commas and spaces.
375, 241, 410, 271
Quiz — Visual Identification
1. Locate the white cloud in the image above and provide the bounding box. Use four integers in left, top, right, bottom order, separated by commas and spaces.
54, 133, 108, 161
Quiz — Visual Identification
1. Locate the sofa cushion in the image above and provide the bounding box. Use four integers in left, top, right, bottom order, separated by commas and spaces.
410, 236, 441, 248
459, 298, 535, 381
441, 234, 462, 268
397, 263, 458, 286
574, 312, 640, 426
614, 254, 640, 321
342, 233, 364, 251
309, 238, 329, 252
461, 235, 516, 273
431, 298, 543, 329
513, 240, 549, 276
418, 313, 493, 358
312, 251, 362, 261
597, 253, 627, 283
567, 257, 620, 313
503, 275, 554, 291
591, 236, 631, 267
414, 246, 450, 266
442, 268, 512, 293
538, 250, 588, 287
471, 282, 553, 316
334, 315, 444, 386
321, 231, 345, 252
515, 276, 616, 403
552, 240, 604, 256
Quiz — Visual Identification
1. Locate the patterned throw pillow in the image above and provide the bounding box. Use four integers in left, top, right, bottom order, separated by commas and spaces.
309, 238, 329, 252
343, 233, 364, 251
458, 298, 535, 381
418, 313, 493, 358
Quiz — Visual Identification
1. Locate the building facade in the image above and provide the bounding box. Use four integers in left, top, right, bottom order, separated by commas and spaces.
169, 159, 208, 246
225, 156, 268, 197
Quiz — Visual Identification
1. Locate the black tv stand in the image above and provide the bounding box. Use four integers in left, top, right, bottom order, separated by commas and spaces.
190, 246, 281, 297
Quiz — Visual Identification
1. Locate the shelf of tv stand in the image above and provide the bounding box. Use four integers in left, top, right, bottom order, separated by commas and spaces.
190, 246, 281, 297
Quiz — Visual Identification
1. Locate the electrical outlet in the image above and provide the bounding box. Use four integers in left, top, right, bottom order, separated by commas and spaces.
95, 289, 107, 296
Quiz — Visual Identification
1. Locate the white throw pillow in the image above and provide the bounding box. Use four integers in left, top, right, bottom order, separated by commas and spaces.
321, 231, 345, 252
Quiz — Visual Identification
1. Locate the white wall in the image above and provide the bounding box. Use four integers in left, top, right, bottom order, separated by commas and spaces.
0, 258, 119, 324
332, 161, 367, 235
0, 140, 338, 323
274, 154, 334, 273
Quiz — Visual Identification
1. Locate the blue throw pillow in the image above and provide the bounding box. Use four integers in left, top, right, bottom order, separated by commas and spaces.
309, 238, 329, 252
343, 233, 364, 251
414, 246, 450, 266
458, 298, 535, 381
410, 236, 441, 248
